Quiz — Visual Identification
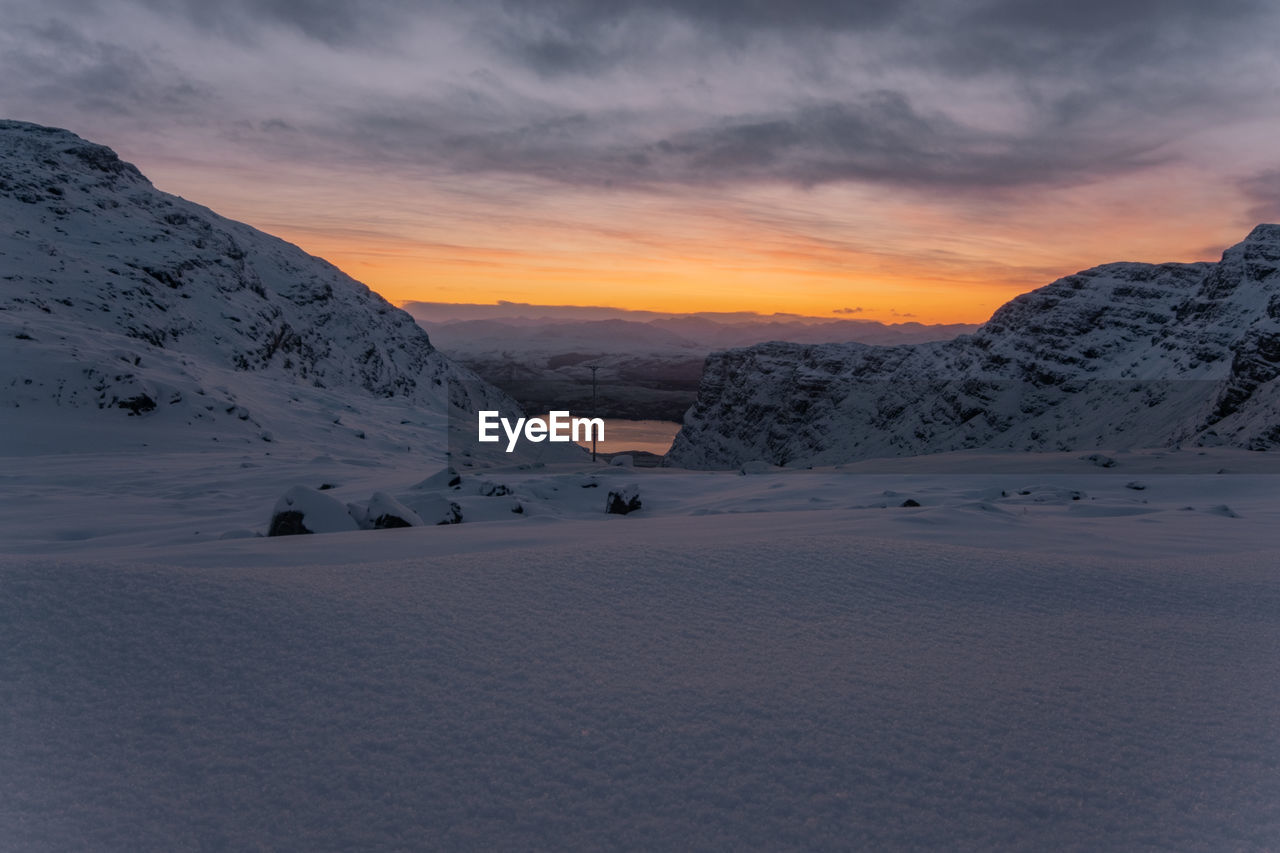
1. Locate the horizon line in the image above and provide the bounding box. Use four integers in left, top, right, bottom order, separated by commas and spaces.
398, 299, 985, 327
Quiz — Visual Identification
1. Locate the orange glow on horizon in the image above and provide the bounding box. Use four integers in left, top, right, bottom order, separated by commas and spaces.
303, 239, 1031, 324
140, 156, 1252, 328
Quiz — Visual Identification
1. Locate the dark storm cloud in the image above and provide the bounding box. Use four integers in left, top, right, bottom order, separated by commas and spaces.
442, 0, 1271, 192
484, 0, 908, 57
486, 0, 1267, 80
920, 0, 1270, 96
321, 90, 1167, 193
646, 95, 1166, 189
132, 0, 424, 46
5, 17, 209, 119
518, 0, 906, 30
970, 0, 1263, 37
506, 34, 613, 77
2, 0, 1276, 198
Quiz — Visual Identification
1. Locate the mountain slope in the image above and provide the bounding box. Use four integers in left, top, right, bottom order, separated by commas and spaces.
410, 312, 977, 421
668, 226, 1280, 468
0, 120, 559, 462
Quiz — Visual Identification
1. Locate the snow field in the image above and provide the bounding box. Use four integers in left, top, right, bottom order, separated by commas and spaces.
2, 517, 1278, 850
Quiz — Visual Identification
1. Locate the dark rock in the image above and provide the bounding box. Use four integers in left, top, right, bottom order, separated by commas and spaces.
268, 510, 309, 536
606, 484, 642, 515
117, 393, 156, 415
268, 485, 359, 536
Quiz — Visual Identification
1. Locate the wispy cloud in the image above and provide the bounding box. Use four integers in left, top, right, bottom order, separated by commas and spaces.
1238, 170, 1280, 224
1, 0, 1277, 319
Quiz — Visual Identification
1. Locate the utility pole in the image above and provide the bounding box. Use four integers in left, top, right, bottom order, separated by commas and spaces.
587, 364, 600, 461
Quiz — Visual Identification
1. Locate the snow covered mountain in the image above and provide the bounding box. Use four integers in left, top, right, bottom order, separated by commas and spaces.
669, 226, 1280, 468
409, 311, 976, 421
0, 120, 559, 462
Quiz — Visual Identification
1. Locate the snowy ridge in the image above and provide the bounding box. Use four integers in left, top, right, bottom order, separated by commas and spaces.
0, 120, 572, 463
0, 121, 524, 458
669, 226, 1280, 468
408, 314, 975, 421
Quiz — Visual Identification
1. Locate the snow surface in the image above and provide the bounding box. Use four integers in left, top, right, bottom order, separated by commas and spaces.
4, 120, 1279, 850
3, 445, 1280, 849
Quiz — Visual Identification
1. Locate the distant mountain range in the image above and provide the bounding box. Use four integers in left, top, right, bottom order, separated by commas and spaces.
0, 120, 572, 464
668, 225, 1280, 468
406, 307, 977, 421
10, 119, 1273, 473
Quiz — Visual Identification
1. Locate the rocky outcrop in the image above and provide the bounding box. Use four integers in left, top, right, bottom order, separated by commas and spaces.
0, 120, 571, 462
269, 486, 360, 536
605, 484, 642, 515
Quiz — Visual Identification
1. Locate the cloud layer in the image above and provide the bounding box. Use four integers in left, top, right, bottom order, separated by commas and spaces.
2, 0, 1277, 319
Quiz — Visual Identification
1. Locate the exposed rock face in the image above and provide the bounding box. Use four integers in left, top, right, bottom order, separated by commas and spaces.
363, 492, 425, 529
669, 226, 1280, 468
0, 120, 529, 455
605, 484, 642, 515
267, 511, 309, 537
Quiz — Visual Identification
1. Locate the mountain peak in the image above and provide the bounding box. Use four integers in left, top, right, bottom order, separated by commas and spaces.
1242, 223, 1280, 246
0, 120, 564, 463
0, 119, 148, 190
670, 225, 1280, 467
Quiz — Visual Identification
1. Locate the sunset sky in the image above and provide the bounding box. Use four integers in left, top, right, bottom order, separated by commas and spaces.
3, 0, 1279, 323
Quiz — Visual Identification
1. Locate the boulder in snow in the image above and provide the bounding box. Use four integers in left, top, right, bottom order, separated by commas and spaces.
364, 491, 424, 529
399, 492, 464, 525
269, 485, 359, 536
605, 484, 642, 515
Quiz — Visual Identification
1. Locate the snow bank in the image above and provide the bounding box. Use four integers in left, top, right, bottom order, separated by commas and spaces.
362, 492, 425, 529
268, 485, 359, 536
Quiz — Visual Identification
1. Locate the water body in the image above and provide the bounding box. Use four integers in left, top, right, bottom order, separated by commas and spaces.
539, 416, 682, 456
